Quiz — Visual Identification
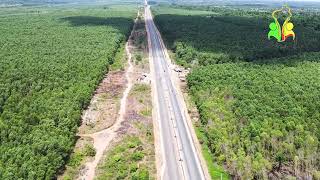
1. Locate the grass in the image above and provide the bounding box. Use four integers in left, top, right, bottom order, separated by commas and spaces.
96, 81, 155, 179
131, 84, 150, 95
132, 84, 152, 117
140, 108, 152, 117
96, 136, 151, 180
96, 11, 155, 179
61, 142, 96, 180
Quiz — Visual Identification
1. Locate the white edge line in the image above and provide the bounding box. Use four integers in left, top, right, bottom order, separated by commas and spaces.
150, 6, 210, 180
145, 5, 167, 180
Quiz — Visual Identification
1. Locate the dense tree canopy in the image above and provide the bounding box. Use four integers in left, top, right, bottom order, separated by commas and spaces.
188, 56, 320, 179
0, 5, 136, 179
153, 5, 320, 179
153, 5, 320, 66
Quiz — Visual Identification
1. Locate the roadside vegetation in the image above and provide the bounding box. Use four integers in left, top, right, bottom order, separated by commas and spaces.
59, 137, 96, 180
96, 83, 155, 180
96, 135, 152, 180
131, 11, 148, 67
153, 5, 320, 179
0, 5, 136, 179
96, 10, 155, 180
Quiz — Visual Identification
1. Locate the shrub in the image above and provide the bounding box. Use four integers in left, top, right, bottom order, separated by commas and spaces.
83, 144, 96, 157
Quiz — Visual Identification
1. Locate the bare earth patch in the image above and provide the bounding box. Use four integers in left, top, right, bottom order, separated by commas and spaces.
59, 33, 131, 180
95, 9, 156, 179
79, 70, 126, 135
95, 83, 155, 179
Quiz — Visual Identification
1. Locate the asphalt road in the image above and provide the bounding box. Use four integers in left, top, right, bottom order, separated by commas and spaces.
145, 5, 206, 180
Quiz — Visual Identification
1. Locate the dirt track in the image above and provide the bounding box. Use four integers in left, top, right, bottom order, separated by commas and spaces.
77, 39, 134, 180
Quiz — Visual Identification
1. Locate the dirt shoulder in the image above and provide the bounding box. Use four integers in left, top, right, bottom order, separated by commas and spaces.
95, 9, 156, 179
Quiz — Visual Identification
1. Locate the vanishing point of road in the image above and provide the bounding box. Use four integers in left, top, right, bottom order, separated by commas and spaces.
145, 2, 207, 180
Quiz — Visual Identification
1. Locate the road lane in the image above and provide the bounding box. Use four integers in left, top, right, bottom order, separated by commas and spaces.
145, 4, 206, 180
145, 7, 182, 179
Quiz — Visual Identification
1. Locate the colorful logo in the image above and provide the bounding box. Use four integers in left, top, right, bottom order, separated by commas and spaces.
268, 5, 295, 42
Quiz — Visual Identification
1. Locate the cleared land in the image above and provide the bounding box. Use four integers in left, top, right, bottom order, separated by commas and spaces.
58, 59, 127, 180
0, 5, 137, 179
153, 5, 320, 179
96, 11, 156, 179
96, 83, 155, 180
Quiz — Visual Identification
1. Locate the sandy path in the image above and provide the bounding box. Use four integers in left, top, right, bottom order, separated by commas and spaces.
77, 40, 134, 180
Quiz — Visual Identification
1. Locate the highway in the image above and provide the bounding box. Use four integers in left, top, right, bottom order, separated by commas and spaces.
144, 3, 207, 180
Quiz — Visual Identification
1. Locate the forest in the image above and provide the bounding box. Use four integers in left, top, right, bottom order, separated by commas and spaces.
153, 5, 320, 66
153, 5, 320, 179
0, 5, 136, 179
